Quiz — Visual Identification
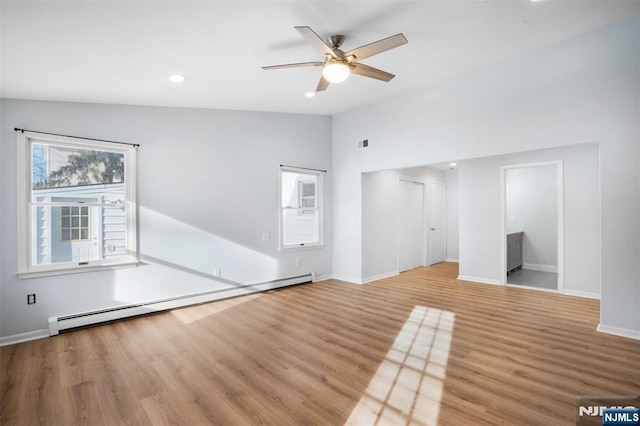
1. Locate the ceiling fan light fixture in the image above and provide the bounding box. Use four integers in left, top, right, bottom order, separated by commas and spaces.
322, 62, 350, 83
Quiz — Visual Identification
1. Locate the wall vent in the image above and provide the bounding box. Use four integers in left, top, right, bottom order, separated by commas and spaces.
357, 139, 369, 149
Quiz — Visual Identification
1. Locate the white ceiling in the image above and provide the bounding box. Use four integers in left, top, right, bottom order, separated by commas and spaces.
1, 1, 639, 116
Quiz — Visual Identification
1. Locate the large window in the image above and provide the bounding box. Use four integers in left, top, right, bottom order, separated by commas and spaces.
280, 166, 323, 249
17, 131, 138, 277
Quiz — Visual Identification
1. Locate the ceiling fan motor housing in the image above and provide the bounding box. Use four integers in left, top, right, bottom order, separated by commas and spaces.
328, 35, 345, 50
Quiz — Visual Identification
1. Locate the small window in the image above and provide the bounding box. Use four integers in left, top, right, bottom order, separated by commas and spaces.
280, 166, 323, 249
17, 131, 138, 277
299, 181, 316, 214
60, 206, 91, 241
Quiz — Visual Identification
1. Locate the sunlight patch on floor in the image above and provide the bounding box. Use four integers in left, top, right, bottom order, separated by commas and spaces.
345, 306, 455, 426
170, 293, 262, 324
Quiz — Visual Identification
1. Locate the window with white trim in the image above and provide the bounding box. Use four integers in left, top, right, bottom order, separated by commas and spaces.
17, 131, 138, 277
280, 166, 323, 249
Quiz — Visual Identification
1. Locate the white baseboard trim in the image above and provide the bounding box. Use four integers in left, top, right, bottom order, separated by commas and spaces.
597, 323, 640, 341
457, 275, 502, 286
563, 289, 600, 300
506, 284, 559, 294
331, 275, 363, 285
1, 274, 314, 345
522, 263, 558, 273
0, 329, 50, 347
312, 274, 333, 282
445, 258, 459, 263
361, 271, 399, 284
49, 274, 313, 336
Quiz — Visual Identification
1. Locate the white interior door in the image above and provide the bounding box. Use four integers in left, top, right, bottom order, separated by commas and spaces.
398, 180, 424, 272
428, 182, 446, 265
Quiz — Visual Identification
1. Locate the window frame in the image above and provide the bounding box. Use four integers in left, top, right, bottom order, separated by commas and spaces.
17, 131, 138, 278
279, 166, 324, 250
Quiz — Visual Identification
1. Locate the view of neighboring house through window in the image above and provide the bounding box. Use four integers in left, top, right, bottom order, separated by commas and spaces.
299, 180, 316, 214
17, 131, 138, 277
60, 205, 90, 241
280, 166, 323, 249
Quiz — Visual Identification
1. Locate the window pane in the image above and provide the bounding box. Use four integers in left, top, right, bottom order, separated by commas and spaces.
281, 171, 300, 208
32, 143, 125, 190
30, 205, 126, 266
281, 168, 321, 247
101, 205, 127, 258
302, 182, 315, 197
282, 209, 319, 245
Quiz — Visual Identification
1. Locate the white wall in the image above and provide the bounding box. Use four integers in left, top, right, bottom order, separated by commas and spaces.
333, 16, 639, 334
506, 165, 558, 269
445, 169, 459, 262
458, 144, 600, 295
362, 170, 399, 282
0, 99, 332, 341
361, 166, 445, 282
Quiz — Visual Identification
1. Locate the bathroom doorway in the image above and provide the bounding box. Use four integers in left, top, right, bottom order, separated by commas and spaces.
501, 161, 564, 291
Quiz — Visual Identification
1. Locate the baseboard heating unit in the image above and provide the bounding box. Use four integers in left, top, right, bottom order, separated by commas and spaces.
48, 273, 313, 336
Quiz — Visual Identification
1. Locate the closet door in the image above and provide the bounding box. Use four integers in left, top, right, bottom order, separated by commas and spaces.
398, 180, 424, 272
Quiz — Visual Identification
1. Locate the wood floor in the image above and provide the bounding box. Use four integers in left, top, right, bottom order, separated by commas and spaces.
1, 262, 639, 425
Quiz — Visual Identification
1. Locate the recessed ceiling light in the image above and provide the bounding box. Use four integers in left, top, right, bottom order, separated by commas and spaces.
305, 92, 315, 98
169, 74, 186, 83
449, 162, 457, 167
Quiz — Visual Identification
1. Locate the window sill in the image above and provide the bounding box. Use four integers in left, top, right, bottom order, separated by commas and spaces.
280, 243, 324, 251
17, 259, 139, 279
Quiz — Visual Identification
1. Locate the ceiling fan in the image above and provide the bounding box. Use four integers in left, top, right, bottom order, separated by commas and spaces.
262, 26, 408, 93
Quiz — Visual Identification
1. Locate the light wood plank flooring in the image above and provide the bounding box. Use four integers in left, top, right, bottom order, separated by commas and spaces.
1, 262, 639, 425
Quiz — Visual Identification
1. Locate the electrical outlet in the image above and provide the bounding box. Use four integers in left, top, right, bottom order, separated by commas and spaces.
296, 258, 302, 267
27, 294, 36, 305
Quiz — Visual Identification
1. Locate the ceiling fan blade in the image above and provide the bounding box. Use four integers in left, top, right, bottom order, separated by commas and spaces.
295, 26, 340, 59
350, 63, 395, 82
344, 33, 408, 61
262, 61, 323, 70
316, 75, 330, 92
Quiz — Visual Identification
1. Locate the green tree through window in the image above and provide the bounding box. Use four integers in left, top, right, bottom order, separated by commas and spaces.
35, 147, 124, 189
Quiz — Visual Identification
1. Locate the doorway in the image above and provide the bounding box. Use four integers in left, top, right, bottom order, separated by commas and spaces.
50, 196, 100, 263
501, 161, 564, 291
398, 179, 424, 272
428, 181, 446, 265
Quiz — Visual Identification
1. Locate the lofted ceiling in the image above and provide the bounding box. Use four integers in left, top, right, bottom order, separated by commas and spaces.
1, 1, 639, 116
